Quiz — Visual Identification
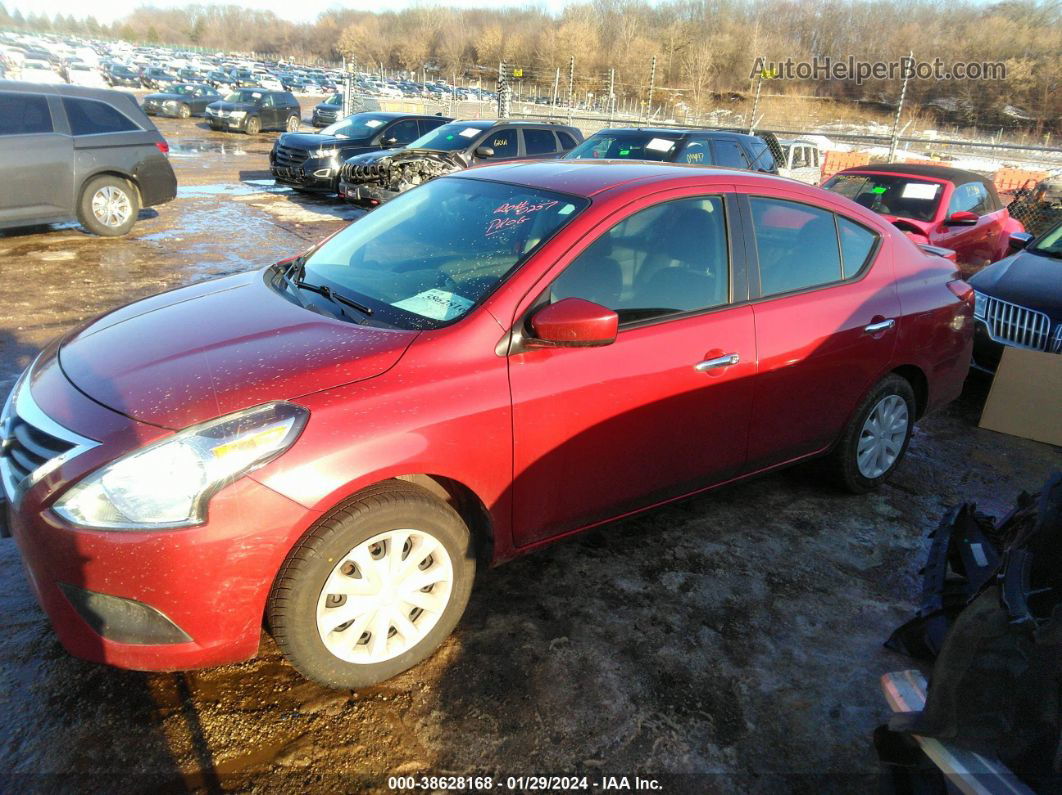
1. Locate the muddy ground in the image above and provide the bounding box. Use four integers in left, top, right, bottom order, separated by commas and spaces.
0, 106, 1059, 794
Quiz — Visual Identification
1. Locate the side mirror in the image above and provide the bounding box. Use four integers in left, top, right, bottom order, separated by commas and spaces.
1008, 231, 1034, 251
944, 210, 978, 226
528, 298, 618, 348
475, 145, 495, 158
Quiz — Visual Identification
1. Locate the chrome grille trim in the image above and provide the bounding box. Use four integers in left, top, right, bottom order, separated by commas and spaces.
274, 144, 310, 167
1053, 324, 1062, 354
977, 293, 1052, 351
0, 369, 100, 507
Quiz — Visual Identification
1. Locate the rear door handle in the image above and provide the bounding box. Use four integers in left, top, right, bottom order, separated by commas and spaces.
864, 319, 895, 334
694, 353, 740, 372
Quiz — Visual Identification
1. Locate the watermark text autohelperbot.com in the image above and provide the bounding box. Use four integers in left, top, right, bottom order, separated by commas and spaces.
750, 56, 1006, 84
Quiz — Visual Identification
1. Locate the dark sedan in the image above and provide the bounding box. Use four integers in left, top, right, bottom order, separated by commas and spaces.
969, 220, 1062, 372
142, 83, 221, 118
105, 65, 141, 88
270, 112, 450, 192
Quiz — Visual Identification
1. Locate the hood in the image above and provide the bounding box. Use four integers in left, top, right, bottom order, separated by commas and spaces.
969, 250, 1062, 319
58, 270, 418, 430
315, 101, 341, 111
209, 100, 255, 113
278, 132, 374, 152
344, 147, 407, 165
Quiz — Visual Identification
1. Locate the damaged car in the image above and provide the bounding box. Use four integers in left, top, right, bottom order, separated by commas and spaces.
2, 162, 972, 689
270, 112, 451, 193
336, 119, 582, 205
142, 83, 221, 119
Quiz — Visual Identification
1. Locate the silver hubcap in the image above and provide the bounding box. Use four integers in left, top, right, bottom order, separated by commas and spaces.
91, 186, 132, 227
287, 116, 299, 131
316, 529, 453, 664
857, 394, 909, 479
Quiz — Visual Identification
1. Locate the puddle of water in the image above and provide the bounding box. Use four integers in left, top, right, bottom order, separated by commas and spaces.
176, 181, 292, 199
168, 138, 248, 157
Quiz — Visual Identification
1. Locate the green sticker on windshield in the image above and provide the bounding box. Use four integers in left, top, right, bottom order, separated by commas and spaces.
871, 186, 887, 194
446, 135, 454, 140
619, 148, 631, 156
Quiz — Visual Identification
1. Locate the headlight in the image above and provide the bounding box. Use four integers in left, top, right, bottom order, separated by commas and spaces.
313, 147, 340, 158
230, 110, 247, 119
53, 402, 307, 530
973, 291, 986, 319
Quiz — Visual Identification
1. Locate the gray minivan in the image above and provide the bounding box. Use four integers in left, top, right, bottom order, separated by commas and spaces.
0, 81, 177, 236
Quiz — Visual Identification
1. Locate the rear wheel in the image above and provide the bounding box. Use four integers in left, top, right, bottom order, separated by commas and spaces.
829, 374, 915, 493
286, 114, 301, 132
268, 482, 475, 689
77, 175, 139, 237
177, 103, 191, 119
244, 115, 261, 135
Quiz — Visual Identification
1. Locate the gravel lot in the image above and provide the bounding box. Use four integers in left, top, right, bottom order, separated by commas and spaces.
0, 103, 1058, 793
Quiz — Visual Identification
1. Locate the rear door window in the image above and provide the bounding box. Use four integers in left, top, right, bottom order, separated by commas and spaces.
523, 128, 557, 155
750, 197, 844, 296
417, 117, 448, 136
0, 92, 53, 135
677, 139, 709, 164
62, 97, 139, 135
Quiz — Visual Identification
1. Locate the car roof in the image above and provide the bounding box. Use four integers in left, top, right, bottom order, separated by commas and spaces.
453, 159, 795, 198
840, 162, 993, 189
0, 79, 137, 104
591, 127, 756, 140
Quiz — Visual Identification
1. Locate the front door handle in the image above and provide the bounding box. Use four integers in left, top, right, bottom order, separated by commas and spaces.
864, 319, 895, 334
694, 353, 740, 372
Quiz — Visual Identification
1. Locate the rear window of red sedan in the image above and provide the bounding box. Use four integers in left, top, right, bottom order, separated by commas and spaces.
823, 172, 943, 222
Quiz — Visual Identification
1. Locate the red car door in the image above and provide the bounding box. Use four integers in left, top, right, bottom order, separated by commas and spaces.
507, 191, 757, 547
934, 181, 999, 272
742, 191, 901, 469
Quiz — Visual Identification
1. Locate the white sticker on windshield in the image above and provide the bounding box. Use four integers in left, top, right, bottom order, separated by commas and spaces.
459, 127, 481, 138
645, 137, 676, 152
392, 289, 474, 321
902, 182, 939, 200
365, 119, 383, 128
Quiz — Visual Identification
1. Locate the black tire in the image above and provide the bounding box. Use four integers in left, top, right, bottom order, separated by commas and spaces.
76, 175, 139, 237
209, 121, 221, 131
268, 482, 475, 689
244, 115, 260, 135
829, 374, 916, 493
178, 103, 191, 119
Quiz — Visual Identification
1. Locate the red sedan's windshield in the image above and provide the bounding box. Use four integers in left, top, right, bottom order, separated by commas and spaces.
300, 177, 587, 329
823, 172, 944, 222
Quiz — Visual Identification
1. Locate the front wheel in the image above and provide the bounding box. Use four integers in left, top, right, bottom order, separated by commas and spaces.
828, 374, 915, 493
268, 482, 475, 689
77, 175, 139, 237
244, 115, 261, 135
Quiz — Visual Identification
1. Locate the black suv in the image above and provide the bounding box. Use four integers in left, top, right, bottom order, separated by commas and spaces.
271, 111, 452, 193
205, 88, 301, 135
311, 92, 343, 127
0, 81, 176, 236
337, 119, 583, 205
563, 127, 779, 173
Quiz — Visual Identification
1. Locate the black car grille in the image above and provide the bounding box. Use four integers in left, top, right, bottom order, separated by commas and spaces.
316, 109, 337, 120
274, 144, 310, 167
2, 414, 75, 487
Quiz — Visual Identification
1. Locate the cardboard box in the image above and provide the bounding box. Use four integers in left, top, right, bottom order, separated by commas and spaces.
979, 346, 1062, 447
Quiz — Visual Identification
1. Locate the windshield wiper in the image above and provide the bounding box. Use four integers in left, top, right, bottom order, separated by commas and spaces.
278, 258, 373, 317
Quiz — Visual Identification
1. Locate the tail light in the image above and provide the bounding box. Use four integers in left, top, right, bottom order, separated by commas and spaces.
947, 278, 974, 304
155, 140, 169, 155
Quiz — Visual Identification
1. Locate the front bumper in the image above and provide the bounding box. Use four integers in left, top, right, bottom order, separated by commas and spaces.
2, 354, 319, 671
206, 113, 247, 131
312, 112, 338, 127
270, 156, 338, 190
971, 320, 1005, 374
337, 180, 398, 204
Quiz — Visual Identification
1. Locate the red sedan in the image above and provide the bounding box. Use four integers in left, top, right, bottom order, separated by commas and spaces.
1, 161, 973, 688
822, 163, 1024, 274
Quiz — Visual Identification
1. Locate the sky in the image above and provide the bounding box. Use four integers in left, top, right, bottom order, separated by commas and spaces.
8, 0, 573, 26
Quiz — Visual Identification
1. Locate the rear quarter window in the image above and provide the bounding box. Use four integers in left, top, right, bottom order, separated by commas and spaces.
0, 92, 53, 135
62, 97, 140, 135
557, 130, 578, 150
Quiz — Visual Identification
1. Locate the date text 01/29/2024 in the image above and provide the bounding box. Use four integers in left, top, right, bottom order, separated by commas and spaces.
387, 775, 663, 790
